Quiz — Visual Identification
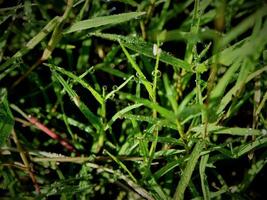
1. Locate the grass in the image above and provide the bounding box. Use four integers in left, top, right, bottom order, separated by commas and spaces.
1, 0, 267, 199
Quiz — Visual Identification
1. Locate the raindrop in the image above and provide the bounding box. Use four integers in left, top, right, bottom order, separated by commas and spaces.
103, 85, 108, 91
90, 66, 95, 74
151, 70, 162, 78
19, 98, 25, 104
112, 85, 118, 90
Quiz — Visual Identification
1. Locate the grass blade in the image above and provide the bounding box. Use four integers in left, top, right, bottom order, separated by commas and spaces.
45, 63, 104, 105
64, 12, 146, 34
0, 89, 14, 146
90, 32, 191, 71
119, 41, 154, 99
173, 140, 205, 200
199, 154, 210, 200
104, 149, 137, 183
52, 71, 101, 130
0, 16, 60, 72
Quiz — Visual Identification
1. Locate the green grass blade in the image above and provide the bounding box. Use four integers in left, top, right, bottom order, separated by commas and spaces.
64, 12, 146, 34
163, 73, 179, 114
52, 71, 101, 130
221, 5, 267, 47
173, 140, 205, 200
122, 114, 177, 130
119, 41, 154, 99
90, 32, 191, 71
104, 149, 137, 183
46, 63, 104, 105
154, 159, 182, 180
210, 58, 241, 100
119, 92, 176, 122
0, 16, 60, 72
191, 124, 261, 136
199, 154, 210, 200
105, 103, 143, 130
0, 88, 14, 146
234, 137, 267, 158
218, 65, 267, 114
105, 75, 134, 101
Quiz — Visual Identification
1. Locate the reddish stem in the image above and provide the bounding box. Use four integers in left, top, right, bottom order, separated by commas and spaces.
27, 116, 76, 153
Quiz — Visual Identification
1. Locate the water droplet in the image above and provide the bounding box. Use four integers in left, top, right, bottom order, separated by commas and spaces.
90, 66, 95, 74
109, 7, 116, 12
112, 85, 118, 90
103, 85, 107, 91
151, 70, 161, 78
134, 76, 139, 83
19, 98, 25, 104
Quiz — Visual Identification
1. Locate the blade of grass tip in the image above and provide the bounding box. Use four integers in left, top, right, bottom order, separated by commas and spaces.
0, 16, 60, 73
64, 12, 146, 34
45, 63, 104, 105
105, 75, 134, 100
52, 70, 101, 130
199, 154, 210, 200
174, 140, 205, 200
104, 149, 137, 183
119, 41, 154, 99
105, 103, 143, 130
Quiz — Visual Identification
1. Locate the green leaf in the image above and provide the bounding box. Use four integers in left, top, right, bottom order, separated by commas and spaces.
0, 88, 14, 146
64, 12, 146, 34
